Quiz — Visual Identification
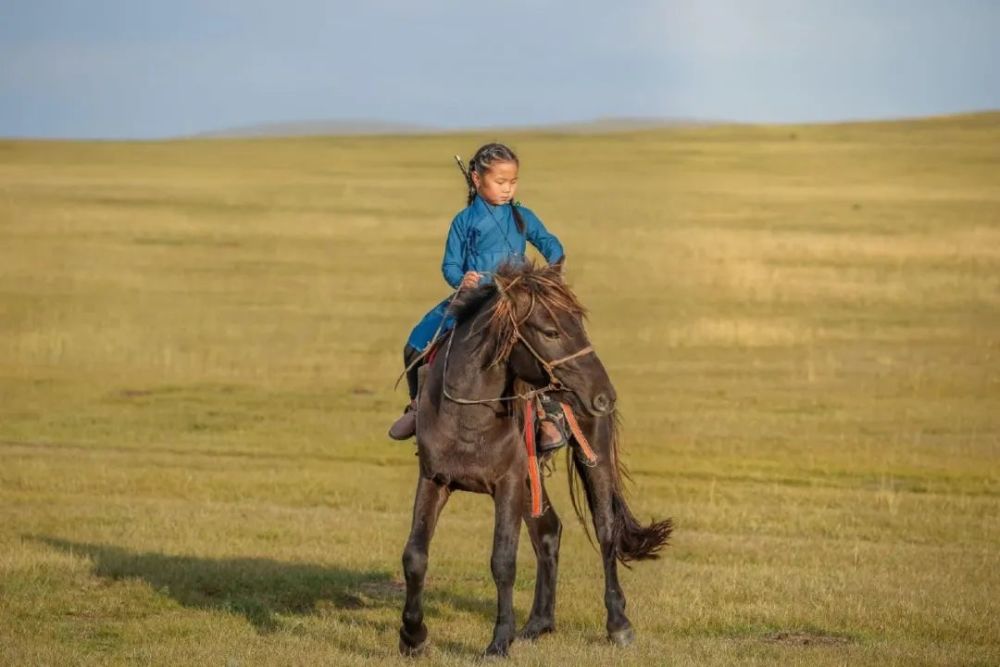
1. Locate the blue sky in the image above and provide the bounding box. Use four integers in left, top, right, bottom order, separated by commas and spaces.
1, 0, 998, 138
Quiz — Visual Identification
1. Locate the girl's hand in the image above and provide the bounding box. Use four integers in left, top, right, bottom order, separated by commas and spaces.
461, 271, 482, 289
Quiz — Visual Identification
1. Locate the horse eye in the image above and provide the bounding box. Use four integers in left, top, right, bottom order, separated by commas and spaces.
543, 329, 560, 340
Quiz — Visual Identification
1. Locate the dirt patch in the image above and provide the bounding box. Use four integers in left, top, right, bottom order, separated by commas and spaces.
763, 631, 852, 647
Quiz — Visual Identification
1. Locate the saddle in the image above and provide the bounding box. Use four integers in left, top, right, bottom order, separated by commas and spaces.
423, 330, 449, 367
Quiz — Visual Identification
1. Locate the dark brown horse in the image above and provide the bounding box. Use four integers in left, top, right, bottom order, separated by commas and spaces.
399, 262, 672, 657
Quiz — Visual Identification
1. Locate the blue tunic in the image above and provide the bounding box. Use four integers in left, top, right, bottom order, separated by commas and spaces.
406, 196, 564, 350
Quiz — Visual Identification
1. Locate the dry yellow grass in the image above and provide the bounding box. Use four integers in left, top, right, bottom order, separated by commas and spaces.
1, 112, 998, 665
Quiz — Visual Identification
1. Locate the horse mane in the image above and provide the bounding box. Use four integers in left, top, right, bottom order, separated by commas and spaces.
449, 261, 586, 368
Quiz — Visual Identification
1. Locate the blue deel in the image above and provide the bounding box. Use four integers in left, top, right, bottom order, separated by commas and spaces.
406, 196, 564, 351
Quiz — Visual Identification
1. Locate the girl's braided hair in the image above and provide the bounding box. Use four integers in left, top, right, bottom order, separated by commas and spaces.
464, 142, 526, 234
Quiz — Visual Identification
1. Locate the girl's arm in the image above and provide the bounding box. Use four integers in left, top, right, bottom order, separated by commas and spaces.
441, 215, 468, 289
523, 208, 565, 264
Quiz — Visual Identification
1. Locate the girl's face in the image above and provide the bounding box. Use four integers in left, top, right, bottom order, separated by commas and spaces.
472, 160, 518, 206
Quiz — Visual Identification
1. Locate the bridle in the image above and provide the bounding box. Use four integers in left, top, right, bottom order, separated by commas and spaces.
441, 291, 595, 406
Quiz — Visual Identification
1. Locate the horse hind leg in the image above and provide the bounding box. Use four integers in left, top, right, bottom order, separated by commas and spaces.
601, 468, 672, 646
581, 461, 636, 645
484, 474, 525, 657
520, 486, 561, 640
399, 475, 450, 656
570, 414, 672, 646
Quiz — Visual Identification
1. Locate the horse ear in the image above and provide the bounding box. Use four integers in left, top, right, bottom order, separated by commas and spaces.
548, 256, 566, 278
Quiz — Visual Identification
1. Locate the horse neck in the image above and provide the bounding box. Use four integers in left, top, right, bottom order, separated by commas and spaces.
443, 316, 509, 406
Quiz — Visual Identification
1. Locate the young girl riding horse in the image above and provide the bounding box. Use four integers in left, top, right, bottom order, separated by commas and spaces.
388, 142, 568, 449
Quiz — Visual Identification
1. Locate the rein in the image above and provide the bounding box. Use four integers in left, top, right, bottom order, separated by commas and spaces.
441, 294, 595, 406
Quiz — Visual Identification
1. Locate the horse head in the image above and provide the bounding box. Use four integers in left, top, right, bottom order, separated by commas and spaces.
453, 262, 617, 417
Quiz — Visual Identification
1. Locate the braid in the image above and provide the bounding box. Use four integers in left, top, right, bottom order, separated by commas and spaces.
465, 156, 477, 206
510, 199, 525, 235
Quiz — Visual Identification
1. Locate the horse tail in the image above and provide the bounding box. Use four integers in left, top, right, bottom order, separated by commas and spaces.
567, 412, 673, 565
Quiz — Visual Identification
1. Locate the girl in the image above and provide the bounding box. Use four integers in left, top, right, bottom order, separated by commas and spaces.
388, 142, 567, 444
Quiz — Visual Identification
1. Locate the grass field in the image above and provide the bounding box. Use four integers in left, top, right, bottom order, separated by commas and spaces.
1, 112, 998, 666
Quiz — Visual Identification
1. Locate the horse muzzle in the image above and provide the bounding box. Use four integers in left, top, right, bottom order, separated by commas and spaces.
590, 392, 615, 416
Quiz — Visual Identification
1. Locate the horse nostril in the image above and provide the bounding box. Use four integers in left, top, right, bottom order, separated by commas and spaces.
593, 393, 612, 414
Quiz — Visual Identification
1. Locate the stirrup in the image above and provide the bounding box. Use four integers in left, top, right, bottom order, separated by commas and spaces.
536, 417, 567, 454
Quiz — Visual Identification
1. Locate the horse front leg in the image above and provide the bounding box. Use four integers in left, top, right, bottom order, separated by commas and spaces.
399, 475, 450, 656
585, 462, 635, 646
484, 473, 525, 657
520, 486, 561, 640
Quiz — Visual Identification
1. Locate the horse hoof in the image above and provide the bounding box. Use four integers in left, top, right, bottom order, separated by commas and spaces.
608, 626, 635, 647
518, 621, 555, 640
399, 626, 428, 657
483, 641, 511, 658
399, 637, 426, 657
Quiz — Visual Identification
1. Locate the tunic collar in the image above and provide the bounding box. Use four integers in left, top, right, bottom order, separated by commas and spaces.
472, 194, 510, 219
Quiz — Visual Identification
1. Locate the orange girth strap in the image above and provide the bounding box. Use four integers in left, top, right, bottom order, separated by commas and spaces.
523, 400, 544, 517
560, 402, 599, 466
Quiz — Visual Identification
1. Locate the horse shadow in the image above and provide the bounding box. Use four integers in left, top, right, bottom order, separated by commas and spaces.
30, 535, 496, 638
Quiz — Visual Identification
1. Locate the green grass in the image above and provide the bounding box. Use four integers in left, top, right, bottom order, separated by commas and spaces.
1, 112, 998, 665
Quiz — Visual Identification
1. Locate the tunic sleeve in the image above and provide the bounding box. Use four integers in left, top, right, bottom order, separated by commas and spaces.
523, 207, 564, 265
441, 213, 468, 288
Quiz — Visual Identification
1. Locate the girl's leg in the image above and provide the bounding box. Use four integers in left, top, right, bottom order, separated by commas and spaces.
389, 344, 422, 440
403, 344, 421, 401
